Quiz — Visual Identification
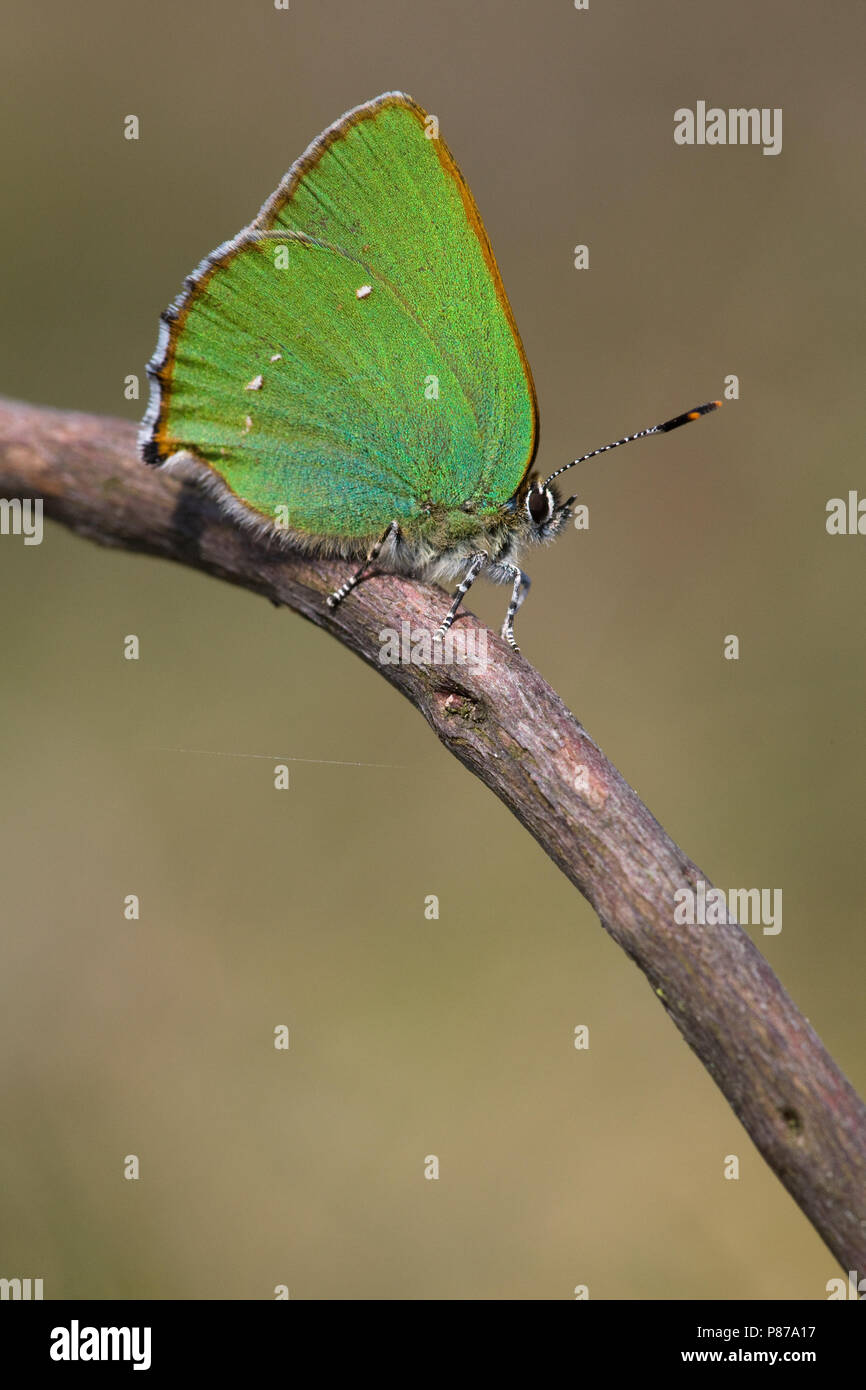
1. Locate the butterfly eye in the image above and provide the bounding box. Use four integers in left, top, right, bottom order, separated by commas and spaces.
526, 487, 554, 525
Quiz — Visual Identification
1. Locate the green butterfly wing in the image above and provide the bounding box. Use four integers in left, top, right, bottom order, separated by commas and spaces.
141, 92, 538, 542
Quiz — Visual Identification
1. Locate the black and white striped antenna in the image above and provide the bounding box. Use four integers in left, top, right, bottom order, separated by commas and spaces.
543, 400, 721, 489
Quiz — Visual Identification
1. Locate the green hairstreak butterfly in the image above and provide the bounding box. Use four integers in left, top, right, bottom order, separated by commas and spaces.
141, 92, 720, 652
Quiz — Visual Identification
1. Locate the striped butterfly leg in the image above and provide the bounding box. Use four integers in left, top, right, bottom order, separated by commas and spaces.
326, 520, 401, 610
435, 552, 488, 640
499, 564, 531, 653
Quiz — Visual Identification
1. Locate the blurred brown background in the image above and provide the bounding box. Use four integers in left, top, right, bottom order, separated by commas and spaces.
1, 0, 864, 1299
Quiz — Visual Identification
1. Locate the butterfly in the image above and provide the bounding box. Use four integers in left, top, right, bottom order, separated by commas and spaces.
140, 91, 719, 652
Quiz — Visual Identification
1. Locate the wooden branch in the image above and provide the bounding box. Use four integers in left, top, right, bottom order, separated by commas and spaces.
2, 394, 864, 1274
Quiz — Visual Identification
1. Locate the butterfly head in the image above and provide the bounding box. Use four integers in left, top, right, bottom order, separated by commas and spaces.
522, 481, 576, 543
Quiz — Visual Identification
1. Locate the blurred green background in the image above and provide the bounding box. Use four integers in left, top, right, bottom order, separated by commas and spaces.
1, 0, 864, 1300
